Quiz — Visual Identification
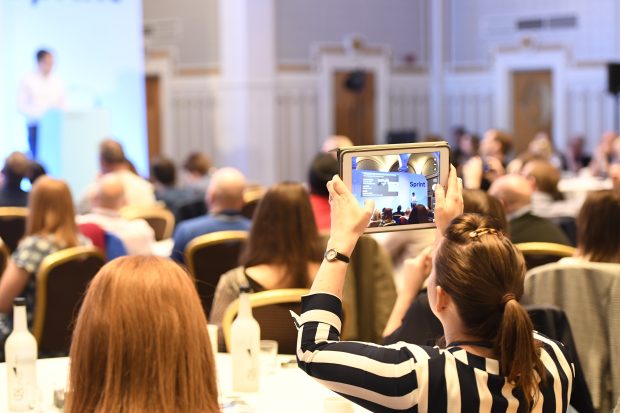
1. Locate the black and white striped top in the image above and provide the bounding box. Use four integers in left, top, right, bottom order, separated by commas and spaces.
293, 293, 574, 413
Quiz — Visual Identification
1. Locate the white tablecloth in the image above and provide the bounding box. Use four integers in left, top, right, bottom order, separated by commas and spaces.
558, 176, 612, 201
0, 354, 370, 412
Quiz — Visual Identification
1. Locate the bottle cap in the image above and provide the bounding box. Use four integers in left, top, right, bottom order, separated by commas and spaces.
13, 297, 26, 306
240, 286, 252, 294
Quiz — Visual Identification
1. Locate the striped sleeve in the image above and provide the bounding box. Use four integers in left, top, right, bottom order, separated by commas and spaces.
292, 293, 438, 412
534, 332, 574, 413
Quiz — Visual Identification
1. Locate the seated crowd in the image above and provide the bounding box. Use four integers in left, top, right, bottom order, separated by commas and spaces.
0, 127, 618, 412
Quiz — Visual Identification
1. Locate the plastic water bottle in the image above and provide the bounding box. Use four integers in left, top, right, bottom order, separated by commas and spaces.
231, 287, 260, 392
5, 297, 38, 411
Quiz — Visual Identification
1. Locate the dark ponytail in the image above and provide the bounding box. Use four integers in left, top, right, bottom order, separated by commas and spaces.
435, 214, 546, 410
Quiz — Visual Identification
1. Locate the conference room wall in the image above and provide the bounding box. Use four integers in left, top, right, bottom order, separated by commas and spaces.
153, 62, 613, 186
0, 1, 148, 182
0, 2, 5, 148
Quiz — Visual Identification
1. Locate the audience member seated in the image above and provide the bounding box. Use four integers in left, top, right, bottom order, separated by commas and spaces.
0, 177, 91, 345
65, 256, 219, 413
307, 152, 339, 233
368, 210, 382, 226
380, 207, 397, 226
150, 155, 203, 222
78, 138, 156, 213
0, 152, 29, 207
462, 188, 508, 230
294, 169, 573, 412
489, 174, 570, 245
565, 135, 592, 174
321, 134, 353, 157
181, 152, 214, 197
77, 174, 155, 255
462, 128, 512, 190
507, 132, 564, 173
454, 132, 480, 176
589, 131, 618, 177
383, 187, 509, 346
26, 159, 46, 185
609, 162, 620, 192
209, 183, 323, 346
170, 167, 251, 264
77, 222, 128, 260
522, 159, 581, 219
392, 205, 404, 221
407, 204, 430, 224
561, 189, 620, 265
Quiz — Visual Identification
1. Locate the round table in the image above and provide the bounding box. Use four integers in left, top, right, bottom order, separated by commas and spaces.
0, 354, 370, 412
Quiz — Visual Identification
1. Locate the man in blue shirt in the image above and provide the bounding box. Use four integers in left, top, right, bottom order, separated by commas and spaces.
170, 167, 251, 264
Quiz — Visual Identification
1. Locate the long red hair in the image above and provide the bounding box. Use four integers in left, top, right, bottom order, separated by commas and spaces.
66, 256, 220, 413
26, 176, 80, 246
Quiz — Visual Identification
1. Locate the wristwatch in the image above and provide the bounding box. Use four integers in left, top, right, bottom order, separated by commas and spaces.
324, 248, 350, 263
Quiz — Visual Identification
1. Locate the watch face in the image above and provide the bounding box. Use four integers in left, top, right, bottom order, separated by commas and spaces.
325, 249, 337, 261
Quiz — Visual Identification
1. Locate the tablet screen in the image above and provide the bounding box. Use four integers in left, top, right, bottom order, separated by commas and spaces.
351, 151, 440, 227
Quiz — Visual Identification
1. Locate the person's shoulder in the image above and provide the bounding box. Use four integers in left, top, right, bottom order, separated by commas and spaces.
174, 214, 210, 236
77, 234, 93, 247
117, 170, 153, 189
220, 266, 246, 284
533, 331, 572, 363
20, 72, 38, 85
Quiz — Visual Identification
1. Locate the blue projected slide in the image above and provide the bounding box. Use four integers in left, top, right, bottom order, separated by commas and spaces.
351, 151, 440, 226
352, 170, 428, 211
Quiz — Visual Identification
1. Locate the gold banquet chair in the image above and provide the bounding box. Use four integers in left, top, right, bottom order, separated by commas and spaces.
222, 288, 310, 355
515, 242, 576, 270
0, 238, 9, 276
185, 230, 248, 315
32, 246, 106, 355
121, 205, 175, 241
0, 207, 28, 253
241, 187, 265, 220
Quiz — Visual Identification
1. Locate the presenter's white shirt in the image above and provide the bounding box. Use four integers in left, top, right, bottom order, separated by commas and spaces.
17, 71, 65, 122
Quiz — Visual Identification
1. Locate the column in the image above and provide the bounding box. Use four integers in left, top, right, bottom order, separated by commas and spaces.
429, 0, 445, 136
0, 2, 6, 156
218, 0, 276, 185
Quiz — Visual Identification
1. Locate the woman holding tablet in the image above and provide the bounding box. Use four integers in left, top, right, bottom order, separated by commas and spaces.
294, 166, 573, 412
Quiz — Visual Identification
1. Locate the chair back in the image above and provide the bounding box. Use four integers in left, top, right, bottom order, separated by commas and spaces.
0, 207, 28, 252
121, 205, 175, 240
515, 242, 576, 270
33, 246, 106, 355
523, 261, 620, 411
222, 288, 309, 354
525, 305, 594, 413
0, 238, 9, 275
185, 230, 248, 315
382, 289, 442, 346
346, 235, 397, 343
241, 188, 264, 220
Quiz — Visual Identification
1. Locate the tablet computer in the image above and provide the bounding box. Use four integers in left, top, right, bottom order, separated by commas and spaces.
338, 141, 450, 233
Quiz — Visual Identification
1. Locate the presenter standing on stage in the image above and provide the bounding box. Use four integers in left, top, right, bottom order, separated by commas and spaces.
17, 49, 65, 159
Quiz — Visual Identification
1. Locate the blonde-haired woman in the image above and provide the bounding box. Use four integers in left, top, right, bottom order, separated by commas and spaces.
66, 256, 219, 413
0, 176, 91, 343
